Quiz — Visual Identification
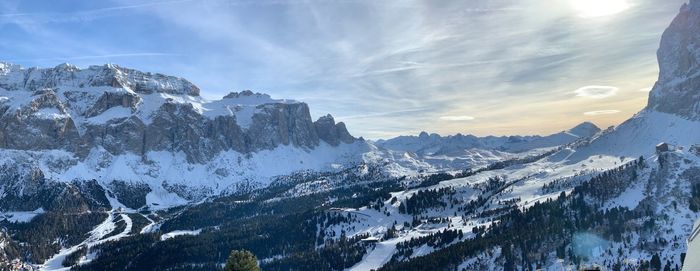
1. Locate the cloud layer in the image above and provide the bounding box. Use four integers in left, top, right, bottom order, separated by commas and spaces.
0, 0, 686, 138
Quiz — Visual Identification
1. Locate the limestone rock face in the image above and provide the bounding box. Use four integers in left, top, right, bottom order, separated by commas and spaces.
647, 0, 700, 119
314, 114, 356, 146
0, 63, 357, 163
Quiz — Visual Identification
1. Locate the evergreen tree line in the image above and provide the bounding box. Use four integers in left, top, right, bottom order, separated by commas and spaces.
398, 187, 456, 215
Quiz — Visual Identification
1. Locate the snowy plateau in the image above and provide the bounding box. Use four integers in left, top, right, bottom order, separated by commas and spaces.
1, 0, 700, 271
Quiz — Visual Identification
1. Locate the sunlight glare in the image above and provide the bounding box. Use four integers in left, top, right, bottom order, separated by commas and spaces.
572, 0, 629, 18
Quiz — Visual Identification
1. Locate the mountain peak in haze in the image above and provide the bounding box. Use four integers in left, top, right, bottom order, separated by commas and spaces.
377, 121, 601, 161
567, 121, 600, 137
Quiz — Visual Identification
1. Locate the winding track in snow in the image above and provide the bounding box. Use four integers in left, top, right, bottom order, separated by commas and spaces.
40, 209, 133, 271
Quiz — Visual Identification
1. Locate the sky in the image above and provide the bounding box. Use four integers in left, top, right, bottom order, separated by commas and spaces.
0, 0, 688, 139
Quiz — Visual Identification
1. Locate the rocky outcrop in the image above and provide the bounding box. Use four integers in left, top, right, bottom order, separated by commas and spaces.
85, 91, 140, 118
0, 89, 80, 150
314, 114, 356, 146
0, 160, 110, 212
0, 63, 357, 163
647, 0, 700, 119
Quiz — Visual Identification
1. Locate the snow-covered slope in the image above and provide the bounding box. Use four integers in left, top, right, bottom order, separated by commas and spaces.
321, 149, 699, 271
567, 109, 700, 162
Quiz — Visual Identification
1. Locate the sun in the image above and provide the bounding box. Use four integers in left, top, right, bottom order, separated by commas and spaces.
571, 0, 629, 18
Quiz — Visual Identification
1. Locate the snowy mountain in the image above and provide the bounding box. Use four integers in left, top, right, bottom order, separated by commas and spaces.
0, 63, 362, 160
377, 122, 600, 154
0, 63, 391, 215
374, 122, 600, 170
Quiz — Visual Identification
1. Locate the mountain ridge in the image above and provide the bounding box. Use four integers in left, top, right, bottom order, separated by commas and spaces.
376, 121, 601, 155
0, 62, 358, 163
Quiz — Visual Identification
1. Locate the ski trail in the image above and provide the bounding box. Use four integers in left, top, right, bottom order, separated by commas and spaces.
41, 210, 135, 270
348, 240, 400, 271
41, 211, 114, 271
41, 183, 136, 270
140, 213, 157, 234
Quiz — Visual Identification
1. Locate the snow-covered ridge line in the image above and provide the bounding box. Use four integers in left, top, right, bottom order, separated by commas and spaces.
0, 62, 372, 211
0, 61, 360, 163
0, 62, 299, 124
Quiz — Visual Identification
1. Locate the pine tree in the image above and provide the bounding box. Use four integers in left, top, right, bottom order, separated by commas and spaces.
650, 253, 661, 271
223, 250, 261, 271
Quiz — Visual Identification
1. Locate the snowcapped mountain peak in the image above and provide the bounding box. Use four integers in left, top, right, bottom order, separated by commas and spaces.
223, 90, 266, 99
54, 62, 78, 71
220, 90, 296, 106
566, 121, 600, 137
0, 61, 21, 74
0, 62, 201, 97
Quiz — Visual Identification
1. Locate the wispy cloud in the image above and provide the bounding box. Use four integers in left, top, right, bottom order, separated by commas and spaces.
336, 107, 431, 120
4, 53, 183, 62
0, 0, 197, 24
440, 116, 476, 121
583, 110, 621, 116
574, 86, 619, 99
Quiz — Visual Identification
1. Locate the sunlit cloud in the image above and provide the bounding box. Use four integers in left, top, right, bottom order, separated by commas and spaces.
440, 115, 476, 121
574, 86, 619, 99
583, 110, 621, 116
639, 87, 652, 92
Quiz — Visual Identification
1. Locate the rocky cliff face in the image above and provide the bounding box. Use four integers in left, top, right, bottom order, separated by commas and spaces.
0, 62, 367, 209
647, 0, 700, 119
0, 63, 356, 163
314, 114, 356, 146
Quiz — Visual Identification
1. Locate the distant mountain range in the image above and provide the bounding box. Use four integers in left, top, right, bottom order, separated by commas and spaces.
376, 122, 600, 155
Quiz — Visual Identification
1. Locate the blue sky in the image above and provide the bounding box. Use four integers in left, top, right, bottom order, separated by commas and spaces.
0, 0, 687, 139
